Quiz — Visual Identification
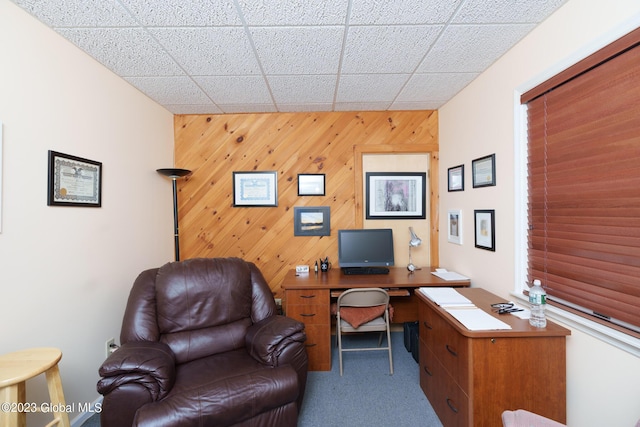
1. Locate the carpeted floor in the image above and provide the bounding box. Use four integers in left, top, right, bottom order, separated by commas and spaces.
82, 331, 442, 426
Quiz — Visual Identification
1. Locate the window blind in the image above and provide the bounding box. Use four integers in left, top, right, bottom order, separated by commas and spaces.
523, 29, 640, 334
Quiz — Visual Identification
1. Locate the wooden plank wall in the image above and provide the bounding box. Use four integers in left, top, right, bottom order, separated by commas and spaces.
174, 110, 438, 298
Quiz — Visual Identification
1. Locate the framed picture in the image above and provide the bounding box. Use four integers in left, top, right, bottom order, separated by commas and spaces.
233, 171, 278, 207
298, 174, 325, 196
294, 206, 331, 236
474, 209, 495, 251
365, 172, 426, 219
448, 165, 464, 192
472, 154, 496, 188
448, 209, 462, 245
47, 150, 102, 207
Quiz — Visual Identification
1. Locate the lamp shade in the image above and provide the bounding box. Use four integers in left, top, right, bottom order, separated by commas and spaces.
409, 227, 422, 247
156, 168, 191, 179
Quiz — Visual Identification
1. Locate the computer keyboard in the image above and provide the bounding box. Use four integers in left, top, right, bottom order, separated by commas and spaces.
341, 267, 390, 275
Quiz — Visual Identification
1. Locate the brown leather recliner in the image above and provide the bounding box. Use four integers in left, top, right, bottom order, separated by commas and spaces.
97, 257, 308, 427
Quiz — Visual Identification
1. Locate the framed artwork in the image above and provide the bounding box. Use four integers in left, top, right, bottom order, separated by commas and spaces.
472, 154, 496, 188
298, 174, 325, 196
365, 172, 426, 219
448, 209, 462, 245
474, 209, 495, 251
233, 171, 278, 207
294, 206, 331, 236
448, 165, 464, 192
47, 150, 102, 207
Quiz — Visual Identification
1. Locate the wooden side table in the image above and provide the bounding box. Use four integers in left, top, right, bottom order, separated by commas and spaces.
0, 347, 70, 427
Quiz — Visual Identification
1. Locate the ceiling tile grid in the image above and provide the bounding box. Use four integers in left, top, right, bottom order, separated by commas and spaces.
11, 0, 568, 114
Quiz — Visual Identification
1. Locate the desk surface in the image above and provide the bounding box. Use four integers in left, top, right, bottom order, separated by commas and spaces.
282, 267, 470, 289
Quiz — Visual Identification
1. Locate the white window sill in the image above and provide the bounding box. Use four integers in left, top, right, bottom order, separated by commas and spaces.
511, 292, 640, 358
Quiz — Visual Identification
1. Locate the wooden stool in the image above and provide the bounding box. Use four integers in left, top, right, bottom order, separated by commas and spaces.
0, 347, 70, 427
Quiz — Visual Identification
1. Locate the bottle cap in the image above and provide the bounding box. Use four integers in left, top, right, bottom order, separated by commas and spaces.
533, 279, 541, 286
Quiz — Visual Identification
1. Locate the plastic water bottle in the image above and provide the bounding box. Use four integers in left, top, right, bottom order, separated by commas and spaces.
529, 279, 547, 328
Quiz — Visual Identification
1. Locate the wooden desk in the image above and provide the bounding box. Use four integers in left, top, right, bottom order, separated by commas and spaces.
417, 288, 570, 426
282, 268, 470, 371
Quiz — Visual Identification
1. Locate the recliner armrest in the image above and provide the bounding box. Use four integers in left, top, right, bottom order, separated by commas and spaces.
97, 341, 176, 401
246, 315, 306, 366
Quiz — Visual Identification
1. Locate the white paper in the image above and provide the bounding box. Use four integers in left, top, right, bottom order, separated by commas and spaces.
445, 307, 512, 330
418, 287, 475, 307
431, 269, 470, 281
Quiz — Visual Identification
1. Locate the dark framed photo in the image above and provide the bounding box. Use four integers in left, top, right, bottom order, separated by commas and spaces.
474, 209, 495, 251
472, 154, 496, 188
365, 172, 426, 219
448, 164, 464, 192
298, 174, 325, 196
47, 150, 102, 207
233, 171, 278, 207
294, 206, 331, 236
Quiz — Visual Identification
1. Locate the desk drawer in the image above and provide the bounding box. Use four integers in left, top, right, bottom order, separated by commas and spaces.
286, 289, 329, 304
286, 303, 330, 325
420, 341, 469, 427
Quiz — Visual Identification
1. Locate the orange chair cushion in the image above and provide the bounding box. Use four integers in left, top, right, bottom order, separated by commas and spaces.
331, 304, 393, 328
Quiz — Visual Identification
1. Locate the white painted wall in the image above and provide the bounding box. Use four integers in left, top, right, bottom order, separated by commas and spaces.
0, 1, 175, 424
439, 0, 640, 426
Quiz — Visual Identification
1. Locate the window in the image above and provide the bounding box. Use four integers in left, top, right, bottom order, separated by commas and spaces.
520, 28, 640, 338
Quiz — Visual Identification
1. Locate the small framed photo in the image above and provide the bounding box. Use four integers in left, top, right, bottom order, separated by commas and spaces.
472, 154, 496, 188
474, 209, 495, 251
448, 165, 464, 192
294, 206, 331, 236
233, 171, 278, 207
298, 174, 325, 196
447, 209, 462, 245
47, 150, 102, 207
365, 172, 426, 219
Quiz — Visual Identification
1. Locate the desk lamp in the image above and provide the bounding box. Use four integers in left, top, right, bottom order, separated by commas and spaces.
157, 168, 191, 261
407, 226, 422, 272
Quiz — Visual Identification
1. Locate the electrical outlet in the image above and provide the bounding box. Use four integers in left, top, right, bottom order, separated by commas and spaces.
105, 338, 115, 359
275, 298, 282, 307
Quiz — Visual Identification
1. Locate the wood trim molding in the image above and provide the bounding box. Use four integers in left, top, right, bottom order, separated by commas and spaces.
354, 144, 439, 267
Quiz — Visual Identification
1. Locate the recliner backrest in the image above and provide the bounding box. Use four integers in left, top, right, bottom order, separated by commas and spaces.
120, 257, 277, 364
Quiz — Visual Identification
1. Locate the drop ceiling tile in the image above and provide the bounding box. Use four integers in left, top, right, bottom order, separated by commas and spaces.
267, 75, 337, 104
452, 0, 567, 23
391, 100, 446, 110
336, 74, 409, 103
397, 73, 478, 102
56, 28, 184, 76
334, 102, 392, 111
119, 0, 242, 26
194, 76, 273, 104
250, 27, 344, 74
418, 24, 535, 72
166, 104, 224, 114
11, 0, 137, 27
149, 28, 262, 75
236, 0, 348, 25
277, 103, 334, 112
219, 104, 278, 113
349, 0, 463, 24
125, 76, 211, 105
341, 25, 442, 74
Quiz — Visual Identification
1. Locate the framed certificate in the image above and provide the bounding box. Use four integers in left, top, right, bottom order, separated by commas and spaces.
233, 171, 278, 207
47, 150, 102, 207
472, 154, 496, 188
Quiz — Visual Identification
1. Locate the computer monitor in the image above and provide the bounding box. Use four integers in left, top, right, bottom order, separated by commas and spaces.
337, 228, 395, 268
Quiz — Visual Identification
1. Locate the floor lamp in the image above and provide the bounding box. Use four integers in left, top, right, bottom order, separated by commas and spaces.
157, 168, 191, 261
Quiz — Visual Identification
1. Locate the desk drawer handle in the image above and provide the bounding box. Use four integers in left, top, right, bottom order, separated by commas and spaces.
305, 343, 317, 348
300, 295, 316, 299
446, 398, 459, 414
446, 344, 458, 357
422, 321, 433, 330
300, 313, 316, 317
423, 365, 433, 377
